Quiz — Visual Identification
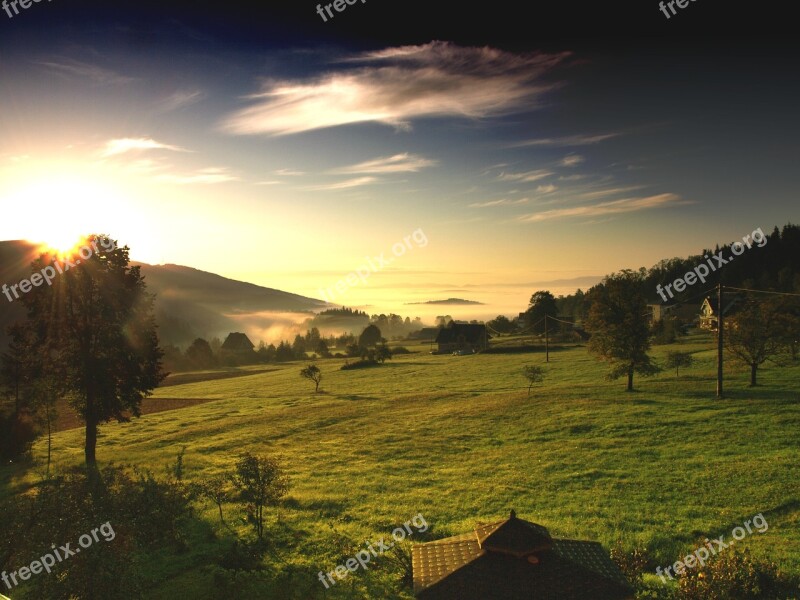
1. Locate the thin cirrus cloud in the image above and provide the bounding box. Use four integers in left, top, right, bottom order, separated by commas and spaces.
101, 138, 188, 157
34, 58, 135, 85
469, 198, 530, 208
304, 176, 378, 191
330, 153, 437, 174
156, 167, 239, 185
154, 89, 206, 113
511, 133, 620, 148
517, 193, 684, 223
560, 154, 584, 167
496, 169, 553, 183
220, 41, 570, 136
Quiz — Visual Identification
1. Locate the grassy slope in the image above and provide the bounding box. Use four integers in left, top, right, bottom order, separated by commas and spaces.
11, 332, 800, 597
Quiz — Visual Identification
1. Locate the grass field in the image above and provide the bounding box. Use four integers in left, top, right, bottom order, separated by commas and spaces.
5, 331, 800, 598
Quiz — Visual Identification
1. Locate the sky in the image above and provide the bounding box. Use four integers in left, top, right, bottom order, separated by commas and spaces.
1, 1, 798, 321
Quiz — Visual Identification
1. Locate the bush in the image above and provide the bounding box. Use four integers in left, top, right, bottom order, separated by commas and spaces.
340, 359, 381, 370
677, 548, 795, 600
0, 464, 194, 599
390, 346, 412, 354
0, 411, 37, 461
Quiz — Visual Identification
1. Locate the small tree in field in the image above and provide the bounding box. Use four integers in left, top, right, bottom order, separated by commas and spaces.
231, 453, 290, 541
300, 364, 322, 392
725, 299, 785, 386
375, 343, 393, 364
665, 351, 693, 378
522, 365, 545, 397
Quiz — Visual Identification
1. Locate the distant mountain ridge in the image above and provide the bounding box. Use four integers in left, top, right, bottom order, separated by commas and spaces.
0, 241, 327, 350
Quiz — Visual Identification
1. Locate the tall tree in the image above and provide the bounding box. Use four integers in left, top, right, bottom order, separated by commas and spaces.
185, 338, 215, 369
586, 270, 660, 391
16, 235, 164, 466
359, 324, 383, 347
525, 291, 558, 334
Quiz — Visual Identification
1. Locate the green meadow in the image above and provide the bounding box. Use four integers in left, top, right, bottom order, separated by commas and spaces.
6, 332, 800, 598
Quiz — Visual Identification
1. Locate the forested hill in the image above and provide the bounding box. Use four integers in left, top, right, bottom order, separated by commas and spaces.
555, 223, 800, 322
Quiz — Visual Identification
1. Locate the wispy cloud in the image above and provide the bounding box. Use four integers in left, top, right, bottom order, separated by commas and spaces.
469, 198, 530, 208
34, 58, 135, 85
512, 133, 619, 147
275, 168, 304, 176
536, 184, 557, 194
497, 169, 553, 183
156, 167, 239, 185
102, 138, 188, 157
221, 41, 570, 136
560, 154, 584, 167
154, 89, 205, 113
330, 153, 437, 174
305, 176, 378, 191
518, 193, 683, 222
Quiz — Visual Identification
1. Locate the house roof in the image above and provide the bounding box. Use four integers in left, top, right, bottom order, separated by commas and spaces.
221, 332, 255, 351
413, 513, 633, 600
434, 323, 490, 344
701, 295, 742, 316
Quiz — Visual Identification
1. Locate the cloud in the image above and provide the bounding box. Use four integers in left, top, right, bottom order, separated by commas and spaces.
156, 167, 239, 185
102, 138, 188, 157
154, 89, 205, 113
469, 198, 530, 208
497, 169, 553, 183
518, 193, 683, 222
513, 133, 619, 147
536, 184, 558, 194
275, 168, 304, 176
304, 176, 378, 191
560, 154, 584, 167
34, 58, 135, 85
220, 41, 570, 136
330, 153, 436, 174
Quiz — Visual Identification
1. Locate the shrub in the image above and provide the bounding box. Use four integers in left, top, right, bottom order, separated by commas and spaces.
677, 548, 795, 600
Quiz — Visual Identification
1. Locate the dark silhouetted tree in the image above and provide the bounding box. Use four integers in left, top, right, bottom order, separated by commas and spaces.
14, 235, 164, 466
586, 270, 660, 391
300, 364, 322, 392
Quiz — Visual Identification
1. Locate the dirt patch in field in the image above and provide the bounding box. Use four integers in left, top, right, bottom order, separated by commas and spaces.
52, 397, 220, 433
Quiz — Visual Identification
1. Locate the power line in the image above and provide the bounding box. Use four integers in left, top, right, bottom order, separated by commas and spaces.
723, 286, 800, 298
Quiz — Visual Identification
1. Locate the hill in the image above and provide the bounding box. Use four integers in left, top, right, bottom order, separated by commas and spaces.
0, 241, 327, 349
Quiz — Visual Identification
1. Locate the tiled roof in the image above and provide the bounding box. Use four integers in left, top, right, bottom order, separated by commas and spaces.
476, 511, 553, 557
413, 514, 634, 600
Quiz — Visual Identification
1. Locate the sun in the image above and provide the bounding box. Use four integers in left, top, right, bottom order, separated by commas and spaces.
3, 173, 122, 255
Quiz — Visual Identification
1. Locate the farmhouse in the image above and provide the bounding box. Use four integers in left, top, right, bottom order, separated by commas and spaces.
412, 511, 634, 600
221, 332, 255, 352
699, 296, 742, 330
434, 322, 490, 353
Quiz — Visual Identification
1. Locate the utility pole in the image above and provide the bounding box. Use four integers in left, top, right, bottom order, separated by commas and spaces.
717, 283, 724, 399
545, 314, 549, 363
